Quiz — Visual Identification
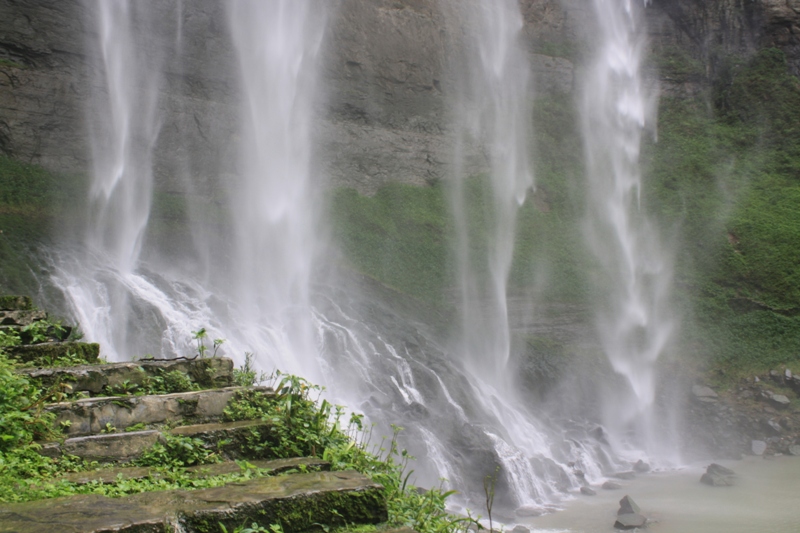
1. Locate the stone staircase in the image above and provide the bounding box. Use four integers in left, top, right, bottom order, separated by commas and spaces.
0, 296, 388, 533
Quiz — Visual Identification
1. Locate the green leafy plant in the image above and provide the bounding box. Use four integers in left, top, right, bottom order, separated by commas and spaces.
0, 353, 55, 452
191, 328, 226, 359
0, 329, 22, 352
108, 379, 139, 395
140, 369, 198, 395
135, 434, 220, 468
21, 320, 66, 344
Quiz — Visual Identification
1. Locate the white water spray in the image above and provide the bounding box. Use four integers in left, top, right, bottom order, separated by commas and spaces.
222, 0, 327, 382
453, 0, 534, 386
580, 0, 676, 456
53, 1, 164, 359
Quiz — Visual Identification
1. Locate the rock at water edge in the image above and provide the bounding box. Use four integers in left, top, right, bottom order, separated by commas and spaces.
752, 440, 768, 455
614, 513, 647, 530
580, 486, 596, 496
515, 505, 542, 517
706, 463, 735, 476
618, 495, 641, 515
602, 481, 622, 490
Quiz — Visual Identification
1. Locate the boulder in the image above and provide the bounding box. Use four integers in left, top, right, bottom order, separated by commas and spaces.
706, 463, 735, 476
618, 495, 641, 515
511, 526, 530, 533
602, 481, 622, 490
764, 419, 783, 434
515, 505, 543, 517
633, 460, 651, 473
770, 394, 791, 409
789, 444, 800, 456
614, 513, 647, 530
752, 440, 768, 455
590, 426, 610, 445
580, 486, 596, 496
692, 384, 718, 401
612, 471, 636, 480
701, 464, 736, 487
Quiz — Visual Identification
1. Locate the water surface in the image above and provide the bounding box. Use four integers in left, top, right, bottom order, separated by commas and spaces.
524, 456, 800, 532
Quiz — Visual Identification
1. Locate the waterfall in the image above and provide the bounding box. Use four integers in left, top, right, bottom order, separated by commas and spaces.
452, 0, 534, 386
580, 0, 677, 459
220, 0, 327, 381
444, 0, 599, 510
52, 0, 164, 359
44, 0, 657, 514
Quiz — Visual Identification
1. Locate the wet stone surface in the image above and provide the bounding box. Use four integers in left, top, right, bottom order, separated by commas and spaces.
0, 471, 387, 533
18, 357, 234, 395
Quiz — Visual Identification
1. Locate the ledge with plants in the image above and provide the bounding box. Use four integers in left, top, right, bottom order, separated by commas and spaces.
0, 295, 478, 533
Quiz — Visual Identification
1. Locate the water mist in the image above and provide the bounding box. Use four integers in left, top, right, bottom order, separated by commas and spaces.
580, 0, 677, 459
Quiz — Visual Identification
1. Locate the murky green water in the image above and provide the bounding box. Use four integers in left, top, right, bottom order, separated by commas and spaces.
523, 456, 800, 533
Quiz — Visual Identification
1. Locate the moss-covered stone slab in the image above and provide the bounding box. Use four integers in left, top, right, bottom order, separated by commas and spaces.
46, 386, 273, 437
39, 419, 283, 463
170, 419, 277, 459
58, 457, 330, 485
60, 431, 164, 463
6, 341, 100, 365
18, 357, 234, 396
0, 295, 33, 310
0, 309, 45, 326
0, 471, 386, 533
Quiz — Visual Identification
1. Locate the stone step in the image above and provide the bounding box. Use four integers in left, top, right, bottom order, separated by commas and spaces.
17, 357, 234, 396
46, 386, 273, 438
57, 456, 330, 485
0, 308, 45, 326
1, 323, 71, 345
40, 420, 276, 463
0, 470, 387, 533
0, 295, 34, 310
6, 341, 100, 365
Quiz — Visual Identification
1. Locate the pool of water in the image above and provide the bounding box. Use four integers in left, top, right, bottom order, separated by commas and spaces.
519, 455, 800, 533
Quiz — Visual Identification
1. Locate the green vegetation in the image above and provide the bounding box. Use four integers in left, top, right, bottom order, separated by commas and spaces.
0, 340, 473, 533
330, 183, 451, 304
644, 48, 800, 378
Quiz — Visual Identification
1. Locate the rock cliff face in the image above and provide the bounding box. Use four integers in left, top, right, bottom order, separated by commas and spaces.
1, 0, 798, 194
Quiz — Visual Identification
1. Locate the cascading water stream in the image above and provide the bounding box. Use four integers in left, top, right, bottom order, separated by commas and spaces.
453, 0, 534, 386
580, 0, 677, 459
52, 0, 164, 359
446, 0, 598, 510
220, 0, 327, 382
